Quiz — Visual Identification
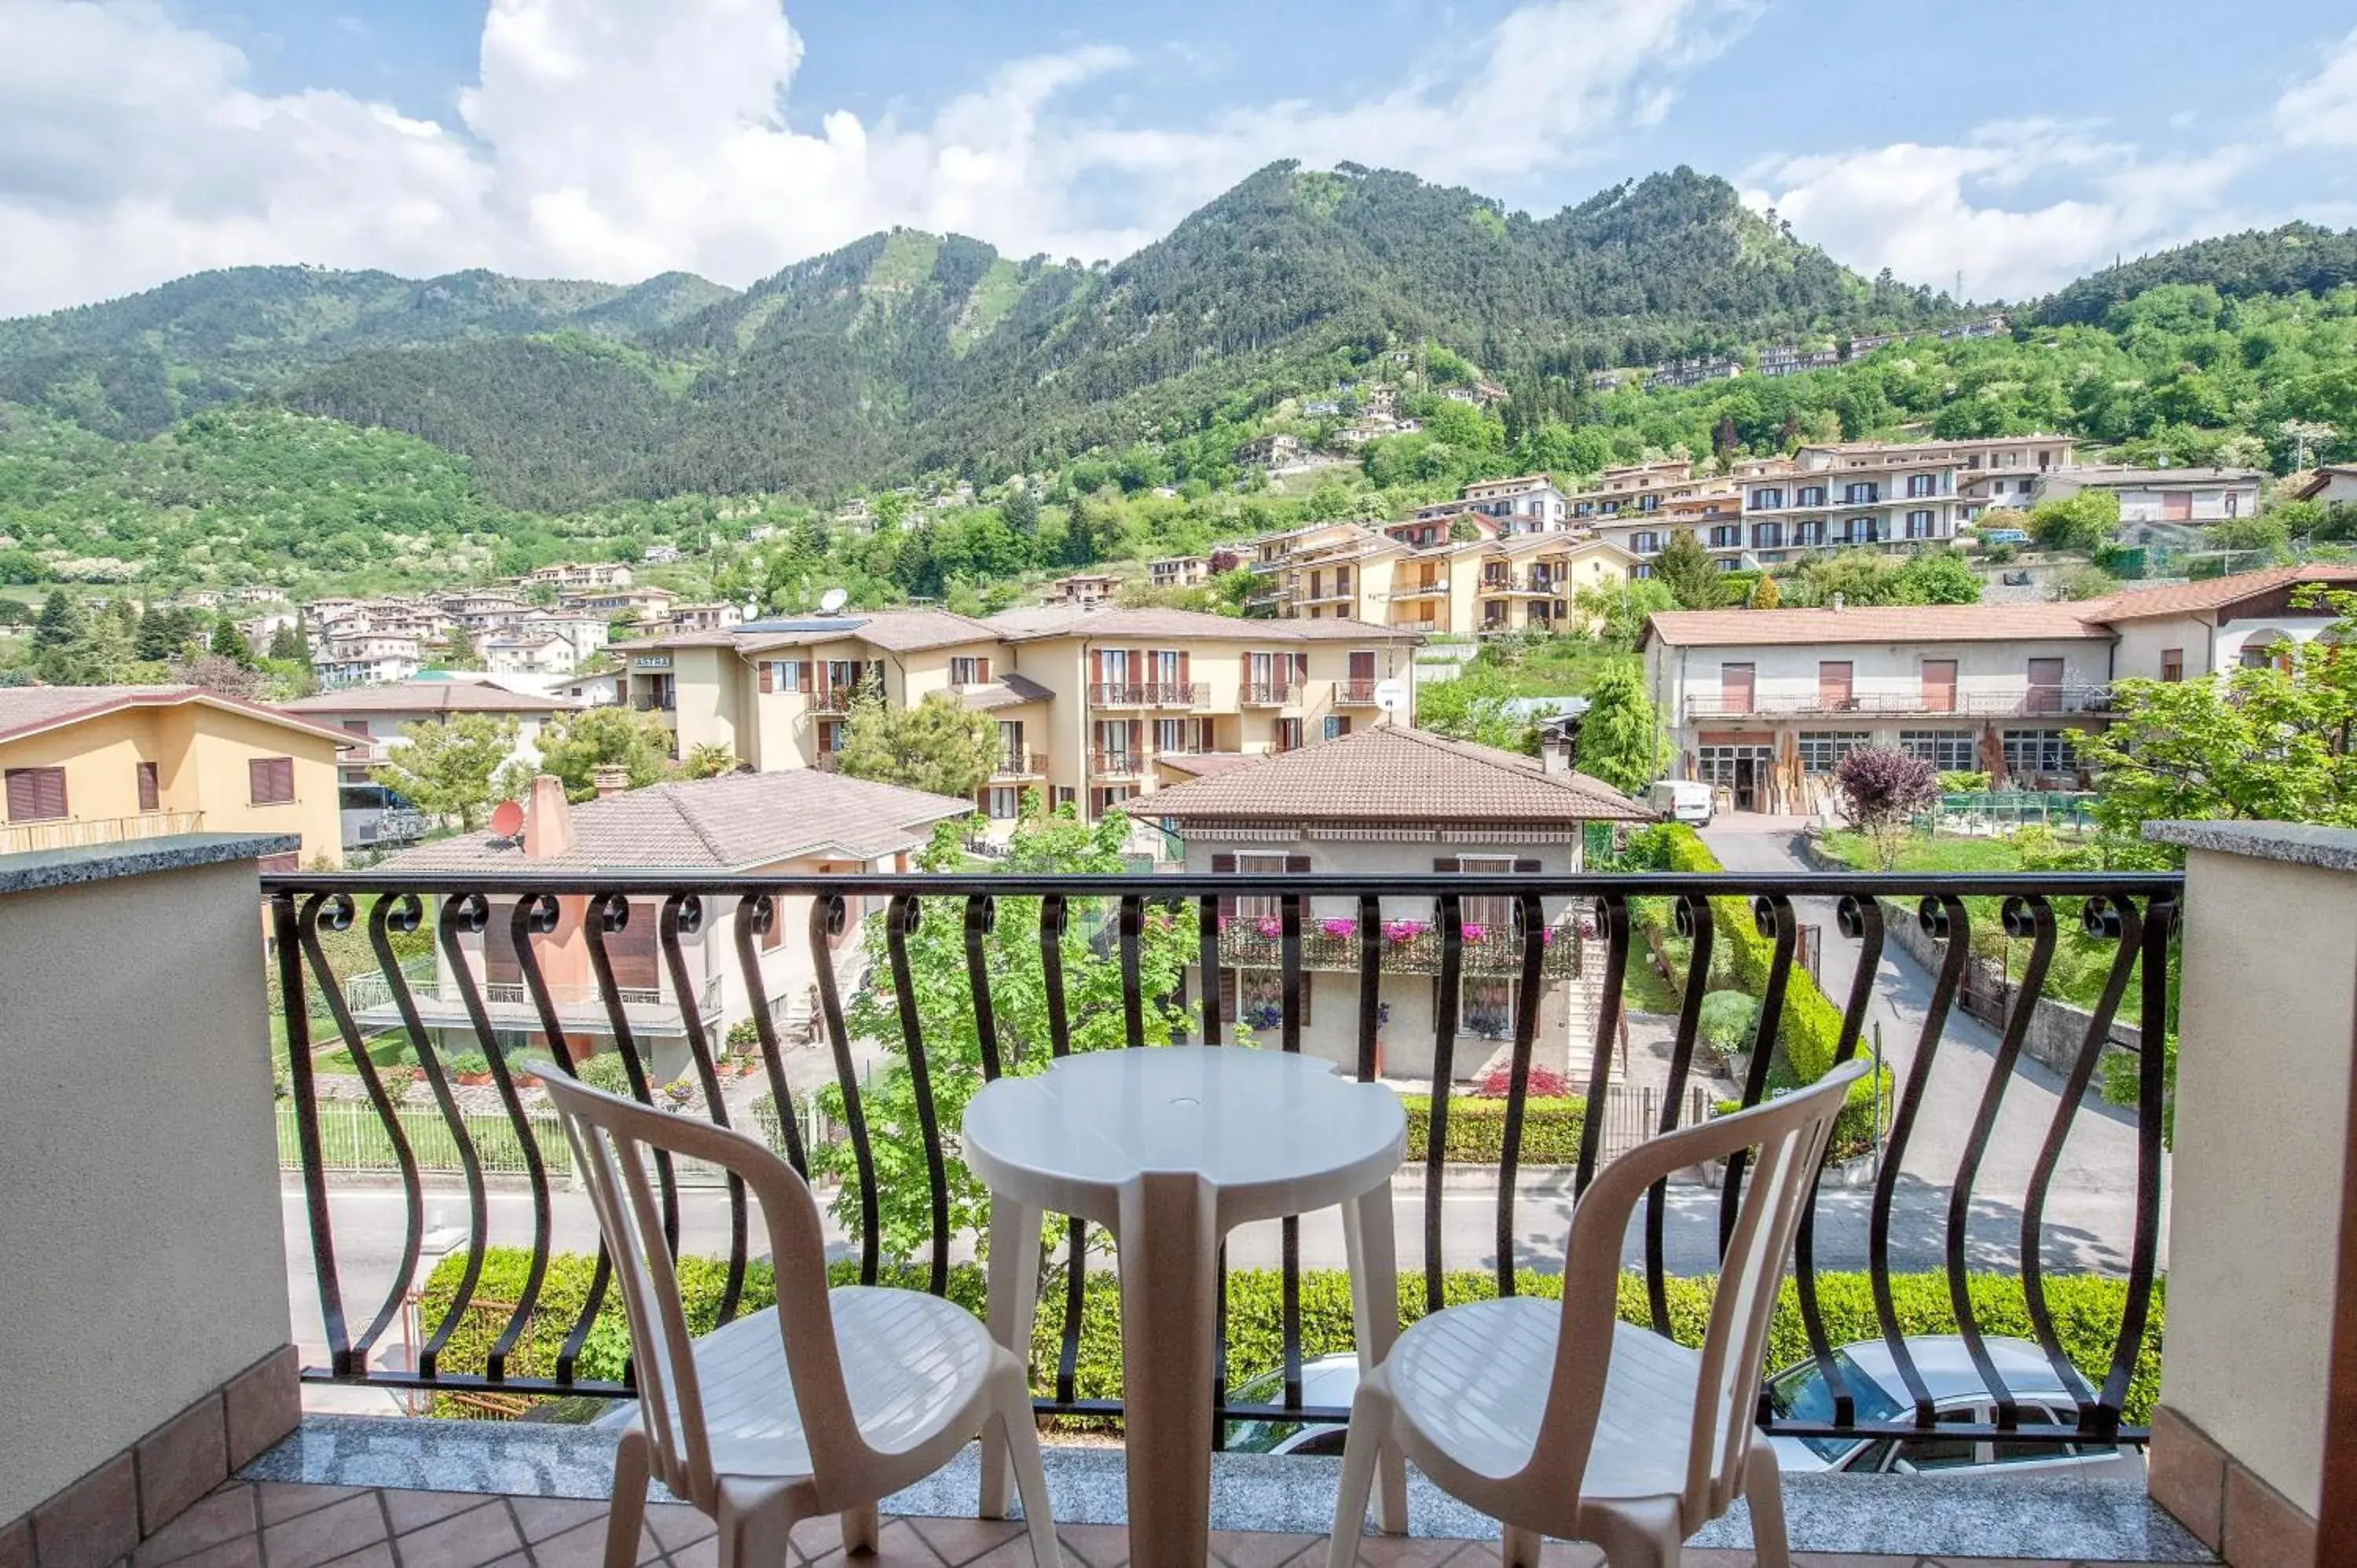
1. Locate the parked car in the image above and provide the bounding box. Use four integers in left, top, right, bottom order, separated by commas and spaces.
1222, 1354, 1360, 1456
1761, 1335, 2140, 1477
1647, 778, 1715, 826
1226, 1337, 2137, 1478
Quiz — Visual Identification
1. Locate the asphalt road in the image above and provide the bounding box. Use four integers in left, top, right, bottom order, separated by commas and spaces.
284, 819, 2156, 1396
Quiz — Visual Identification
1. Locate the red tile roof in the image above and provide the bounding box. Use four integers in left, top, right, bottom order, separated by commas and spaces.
1642, 603, 2107, 649
1143, 724, 1647, 825
0, 684, 356, 748
2080, 564, 2357, 621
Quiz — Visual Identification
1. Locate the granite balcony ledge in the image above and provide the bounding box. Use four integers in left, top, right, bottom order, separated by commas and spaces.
240, 1416, 2215, 1565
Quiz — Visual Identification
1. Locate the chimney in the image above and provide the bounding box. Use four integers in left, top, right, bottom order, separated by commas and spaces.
522, 774, 575, 860
1831, 592, 1845, 612
1541, 730, 1573, 774
592, 764, 630, 800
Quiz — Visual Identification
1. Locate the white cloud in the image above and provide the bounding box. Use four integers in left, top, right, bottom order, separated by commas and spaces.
2278, 28, 2357, 147
0, 0, 1754, 316
1743, 123, 2260, 301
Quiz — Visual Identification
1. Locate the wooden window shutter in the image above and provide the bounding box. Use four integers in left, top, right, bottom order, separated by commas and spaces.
1295, 652, 1310, 683
977, 656, 992, 683
136, 761, 159, 813
1240, 651, 1252, 687
1285, 854, 1310, 874
1217, 968, 1238, 1023
6, 767, 67, 822
249, 757, 295, 804
1433, 855, 1460, 872
1211, 851, 1237, 919
1128, 720, 1142, 751
759, 661, 774, 694
1514, 858, 1541, 873
1298, 973, 1311, 1027
1094, 649, 1106, 683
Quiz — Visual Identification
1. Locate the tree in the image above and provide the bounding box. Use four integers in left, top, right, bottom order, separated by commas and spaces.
443, 624, 480, 669
1448, 518, 1481, 543
681, 742, 740, 779
1654, 528, 1721, 609
1747, 574, 1781, 610
1893, 552, 1981, 605
1574, 661, 1665, 795
835, 693, 1001, 800
169, 651, 268, 700
31, 590, 83, 654
2029, 489, 2121, 553
1001, 486, 1040, 536
535, 707, 676, 800
370, 714, 522, 831
812, 802, 1196, 1261
209, 617, 253, 665
1832, 747, 1941, 870
269, 619, 309, 661
1573, 577, 1677, 652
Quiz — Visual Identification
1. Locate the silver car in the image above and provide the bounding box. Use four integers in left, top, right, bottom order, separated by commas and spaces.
1761, 1335, 2140, 1477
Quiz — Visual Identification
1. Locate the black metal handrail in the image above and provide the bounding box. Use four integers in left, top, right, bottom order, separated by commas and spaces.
262, 866, 2180, 1453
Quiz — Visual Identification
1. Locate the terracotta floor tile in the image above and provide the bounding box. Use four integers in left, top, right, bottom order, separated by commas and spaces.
260, 1495, 388, 1568
144, 1541, 258, 1568
640, 1505, 717, 1552
1535, 1542, 1604, 1568
383, 1491, 502, 1535
952, 1529, 1065, 1568
906, 1516, 1031, 1566
665, 1537, 720, 1568
1047, 1523, 1129, 1568
1337, 1539, 1473, 1568
130, 1487, 256, 1566
313, 1546, 395, 1568
515, 1518, 618, 1568
255, 1483, 368, 1528
392, 1502, 525, 1568
505, 1498, 610, 1547
1208, 1528, 1323, 1568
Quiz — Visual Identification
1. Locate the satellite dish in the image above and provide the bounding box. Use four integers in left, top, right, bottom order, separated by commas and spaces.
819, 587, 849, 614
1373, 679, 1409, 715
489, 799, 525, 840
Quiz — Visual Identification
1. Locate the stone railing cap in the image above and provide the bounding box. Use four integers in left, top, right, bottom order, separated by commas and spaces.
2144, 819, 2357, 873
0, 832, 302, 897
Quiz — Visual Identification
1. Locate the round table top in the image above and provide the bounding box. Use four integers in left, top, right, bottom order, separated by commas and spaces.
961, 1046, 1406, 1228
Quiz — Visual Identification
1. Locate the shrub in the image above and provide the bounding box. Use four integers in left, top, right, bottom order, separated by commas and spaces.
577, 1051, 633, 1097
1832, 747, 1941, 869
1697, 990, 1759, 1053
418, 1248, 2162, 1429
726, 1017, 763, 1049
1398, 1094, 1585, 1163
1937, 770, 1991, 793
1472, 1063, 1571, 1099
449, 1051, 490, 1077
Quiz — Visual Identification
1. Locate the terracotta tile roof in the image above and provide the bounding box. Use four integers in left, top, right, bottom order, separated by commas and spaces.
2047, 465, 2264, 486
955, 672, 1054, 711
0, 683, 356, 748
1142, 724, 1647, 825
2080, 564, 2357, 621
2289, 465, 2357, 500
616, 608, 999, 657
280, 678, 574, 714
381, 768, 974, 874
1641, 603, 2109, 648
984, 605, 1417, 643
1153, 751, 1259, 779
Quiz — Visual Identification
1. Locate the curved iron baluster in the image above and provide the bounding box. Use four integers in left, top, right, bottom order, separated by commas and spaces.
1040, 894, 1072, 1057
291, 892, 420, 1368
1278, 892, 1303, 1056
1645, 892, 1714, 1335
1355, 894, 1382, 1083
1944, 894, 2055, 1429
1196, 894, 1222, 1046
662, 894, 749, 1324
585, 891, 678, 1251
1036, 892, 1087, 1405
2021, 893, 2142, 1431
1119, 894, 1148, 1050
1422, 892, 1464, 1313
731, 892, 808, 1177
1492, 891, 1548, 1297
885, 894, 952, 1296
964, 895, 1003, 1080
1871, 893, 1970, 1427
276, 893, 354, 1372
1573, 894, 1630, 1198
1719, 894, 1797, 1258
418, 890, 498, 1381
808, 892, 878, 1285
2100, 892, 2176, 1434
1790, 892, 1884, 1425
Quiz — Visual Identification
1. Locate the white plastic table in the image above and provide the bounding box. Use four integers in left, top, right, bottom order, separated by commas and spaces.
963, 1045, 1407, 1568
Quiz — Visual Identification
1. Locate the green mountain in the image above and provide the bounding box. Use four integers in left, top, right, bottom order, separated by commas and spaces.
0, 264, 735, 441
0, 163, 1946, 506
2033, 222, 2357, 327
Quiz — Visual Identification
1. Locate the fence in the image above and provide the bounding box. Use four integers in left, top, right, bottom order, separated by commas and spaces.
280, 1101, 574, 1178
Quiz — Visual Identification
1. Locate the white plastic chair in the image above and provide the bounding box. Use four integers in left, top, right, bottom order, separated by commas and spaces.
537, 1067, 1061, 1568
1328, 1058, 1870, 1568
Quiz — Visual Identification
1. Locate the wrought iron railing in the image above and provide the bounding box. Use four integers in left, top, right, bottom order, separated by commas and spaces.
1685, 685, 2117, 720
263, 865, 2179, 1455
1239, 682, 1295, 707
1087, 682, 1206, 708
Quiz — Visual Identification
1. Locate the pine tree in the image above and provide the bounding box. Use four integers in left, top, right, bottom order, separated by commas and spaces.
209, 617, 253, 665
1574, 661, 1666, 797
1748, 574, 1781, 610
269, 619, 308, 661
1002, 486, 1040, 535
32, 589, 85, 653
1655, 529, 1721, 610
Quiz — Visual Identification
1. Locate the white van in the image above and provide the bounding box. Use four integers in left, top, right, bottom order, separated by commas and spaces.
1647, 779, 1714, 825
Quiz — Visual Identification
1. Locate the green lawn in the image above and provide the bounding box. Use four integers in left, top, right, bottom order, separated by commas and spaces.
1815, 829, 2031, 874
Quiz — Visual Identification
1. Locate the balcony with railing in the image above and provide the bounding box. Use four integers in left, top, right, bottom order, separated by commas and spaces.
1238, 681, 1296, 708
1388, 577, 1450, 600
1089, 748, 1149, 778
994, 749, 1050, 779
1088, 681, 1207, 709
0, 808, 203, 857
1337, 678, 1380, 705
1684, 683, 2119, 721
628, 691, 674, 712
24, 831, 2352, 1568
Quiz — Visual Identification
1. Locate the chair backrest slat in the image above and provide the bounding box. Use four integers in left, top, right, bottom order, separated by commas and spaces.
1535, 1060, 1868, 1524
537, 1063, 864, 1504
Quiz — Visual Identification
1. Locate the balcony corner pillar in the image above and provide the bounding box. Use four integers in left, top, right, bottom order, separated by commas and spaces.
2145, 820, 2357, 1566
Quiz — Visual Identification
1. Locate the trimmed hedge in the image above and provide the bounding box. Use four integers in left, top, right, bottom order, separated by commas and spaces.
1398, 1094, 1585, 1163
418, 1247, 2161, 1427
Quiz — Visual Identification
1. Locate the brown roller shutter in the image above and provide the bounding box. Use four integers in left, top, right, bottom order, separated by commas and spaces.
1433, 855, 1460, 871
1514, 858, 1541, 873
1211, 852, 1237, 920
1217, 968, 1237, 1023
1285, 854, 1310, 874
5, 767, 67, 822
136, 761, 160, 813
759, 661, 774, 694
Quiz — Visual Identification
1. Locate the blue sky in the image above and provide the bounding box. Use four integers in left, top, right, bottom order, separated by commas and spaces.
5, 0, 2356, 316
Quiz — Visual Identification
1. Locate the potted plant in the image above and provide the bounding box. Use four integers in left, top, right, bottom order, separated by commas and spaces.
1698, 991, 1760, 1079
449, 1050, 494, 1087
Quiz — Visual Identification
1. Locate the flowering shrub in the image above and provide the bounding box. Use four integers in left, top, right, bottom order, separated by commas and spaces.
1472, 1064, 1574, 1099
1255, 916, 1283, 940
1381, 919, 1431, 943
1461, 923, 1486, 943
1320, 917, 1356, 939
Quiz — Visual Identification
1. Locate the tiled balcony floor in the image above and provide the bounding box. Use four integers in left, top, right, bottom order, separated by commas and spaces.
132, 1478, 2207, 1568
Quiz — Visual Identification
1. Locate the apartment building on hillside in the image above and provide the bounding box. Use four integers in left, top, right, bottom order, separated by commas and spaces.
2021, 466, 2264, 524
1640, 563, 2357, 812
613, 604, 1420, 830
1244, 522, 1634, 632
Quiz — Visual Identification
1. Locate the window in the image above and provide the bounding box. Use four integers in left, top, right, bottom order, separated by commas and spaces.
1637, 493, 1659, 512
1710, 525, 1741, 548
1234, 850, 1290, 919
1335, 566, 1351, 595
1796, 485, 1826, 507
1794, 520, 1826, 547
1235, 969, 1310, 1031
136, 760, 159, 813
1906, 509, 1936, 538
1632, 562, 1655, 579
341, 719, 370, 736
5, 766, 68, 822
1274, 718, 1304, 753
1630, 531, 1661, 554
1461, 978, 1516, 1041
1321, 715, 1351, 741
1752, 522, 1783, 548
247, 757, 296, 805
1797, 732, 1869, 774
949, 655, 991, 685
2003, 730, 2076, 779
986, 786, 1021, 819
1845, 482, 1879, 504
1154, 718, 1189, 753
760, 659, 805, 694
1899, 731, 1977, 770
1454, 853, 1519, 932
2161, 648, 2184, 682
1750, 487, 1784, 511
1907, 473, 1939, 498
1846, 517, 1882, 544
